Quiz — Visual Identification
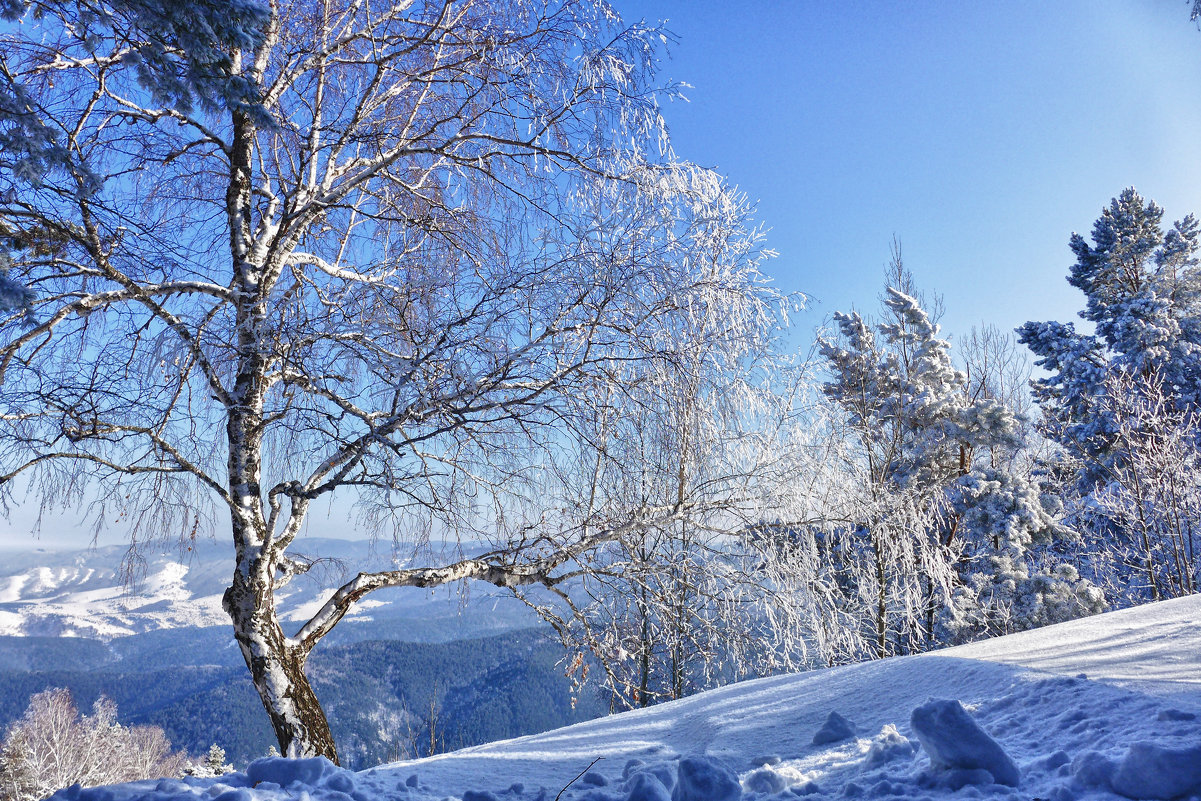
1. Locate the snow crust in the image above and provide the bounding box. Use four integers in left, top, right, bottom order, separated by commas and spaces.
47, 595, 1201, 801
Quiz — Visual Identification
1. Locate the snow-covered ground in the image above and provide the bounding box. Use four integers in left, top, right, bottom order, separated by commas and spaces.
54, 596, 1201, 801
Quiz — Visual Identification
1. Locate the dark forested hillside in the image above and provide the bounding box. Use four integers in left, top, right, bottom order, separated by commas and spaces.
0, 628, 603, 769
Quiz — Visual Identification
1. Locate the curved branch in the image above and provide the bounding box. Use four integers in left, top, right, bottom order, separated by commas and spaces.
289, 502, 693, 653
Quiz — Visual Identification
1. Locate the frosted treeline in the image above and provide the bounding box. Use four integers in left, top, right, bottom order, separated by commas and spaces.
575, 189, 1201, 707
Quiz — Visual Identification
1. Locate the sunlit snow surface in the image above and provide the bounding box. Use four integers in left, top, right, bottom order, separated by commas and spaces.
54, 596, 1201, 801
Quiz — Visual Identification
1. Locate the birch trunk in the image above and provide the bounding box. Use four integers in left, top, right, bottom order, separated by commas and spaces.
223, 564, 337, 761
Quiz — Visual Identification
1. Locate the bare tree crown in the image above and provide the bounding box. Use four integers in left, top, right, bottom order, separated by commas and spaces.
0, 0, 788, 760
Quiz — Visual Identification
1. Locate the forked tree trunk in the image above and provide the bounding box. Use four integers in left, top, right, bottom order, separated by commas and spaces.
223, 567, 339, 762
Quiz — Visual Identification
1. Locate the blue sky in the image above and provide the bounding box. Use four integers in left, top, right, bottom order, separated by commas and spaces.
4, 1, 1201, 551
619, 0, 1201, 344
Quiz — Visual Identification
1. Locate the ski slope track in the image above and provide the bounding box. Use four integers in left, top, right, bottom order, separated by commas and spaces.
52, 596, 1201, 801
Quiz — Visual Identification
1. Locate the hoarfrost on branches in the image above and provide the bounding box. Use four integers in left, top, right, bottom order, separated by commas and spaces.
1019, 189, 1201, 606
809, 253, 1095, 660
0, 0, 797, 762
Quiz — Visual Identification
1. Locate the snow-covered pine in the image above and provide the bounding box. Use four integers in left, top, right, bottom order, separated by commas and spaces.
815, 259, 1095, 658
183, 745, 233, 779
1018, 189, 1201, 488
1018, 189, 1201, 606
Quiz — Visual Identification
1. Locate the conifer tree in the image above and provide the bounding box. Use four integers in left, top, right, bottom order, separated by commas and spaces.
1019, 189, 1201, 603
1018, 188, 1201, 487
819, 262, 1098, 655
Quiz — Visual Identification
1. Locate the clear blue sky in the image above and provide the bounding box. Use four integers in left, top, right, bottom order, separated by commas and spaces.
4, 1, 1201, 551
619, 0, 1201, 343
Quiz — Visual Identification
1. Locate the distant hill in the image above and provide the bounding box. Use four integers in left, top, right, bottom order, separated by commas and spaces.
0, 537, 538, 639
0, 538, 597, 769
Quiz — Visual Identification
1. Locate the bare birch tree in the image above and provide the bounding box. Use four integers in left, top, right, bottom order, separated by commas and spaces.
1094, 369, 1201, 600
0, 689, 189, 801
0, 0, 786, 761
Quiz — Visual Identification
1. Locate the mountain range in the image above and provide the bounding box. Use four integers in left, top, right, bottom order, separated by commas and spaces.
0, 537, 537, 640
0, 538, 595, 769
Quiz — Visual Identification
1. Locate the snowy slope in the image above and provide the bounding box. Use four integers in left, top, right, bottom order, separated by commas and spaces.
58, 595, 1201, 801
946, 593, 1201, 703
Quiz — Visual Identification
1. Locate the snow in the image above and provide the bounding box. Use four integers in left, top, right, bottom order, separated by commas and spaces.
0, 539, 535, 639
672, 757, 740, 801
809, 712, 854, 746
862, 724, 915, 767
908, 699, 1019, 786
943, 593, 1201, 702
46, 594, 1201, 801
1111, 742, 1201, 800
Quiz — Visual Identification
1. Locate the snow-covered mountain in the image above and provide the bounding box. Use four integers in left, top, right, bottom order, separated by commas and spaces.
0, 538, 533, 639
60, 594, 1201, 801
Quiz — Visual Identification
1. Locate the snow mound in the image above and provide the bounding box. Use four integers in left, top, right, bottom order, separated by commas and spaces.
740, 767, 785, 795
671, 757, 740, 801
1111, 742, 1201, 800
909, 698, 1019, 786
244, 757, 343, 790
625, 772, 671, 801
810, 712, 854, 745
862, 724, 915, 767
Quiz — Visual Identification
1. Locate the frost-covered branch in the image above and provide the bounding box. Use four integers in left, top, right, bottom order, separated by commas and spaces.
291, 501, 695, 652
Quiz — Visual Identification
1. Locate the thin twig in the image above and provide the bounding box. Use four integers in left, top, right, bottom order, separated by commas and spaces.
555, 757, 604, 801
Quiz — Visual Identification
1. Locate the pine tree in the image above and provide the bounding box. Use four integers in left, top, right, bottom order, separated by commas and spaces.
203, 745, 228, 775
1019, 189, 1201, 603
183, 744, 232, 778
1018, 188, 1201, 486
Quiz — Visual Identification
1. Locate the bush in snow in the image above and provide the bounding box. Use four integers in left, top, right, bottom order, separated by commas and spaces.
0, 688, 189, 801
943, 554, 1105, 643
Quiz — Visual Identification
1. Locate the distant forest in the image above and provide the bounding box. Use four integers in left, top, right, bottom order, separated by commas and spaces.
0, 629, 602, 769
